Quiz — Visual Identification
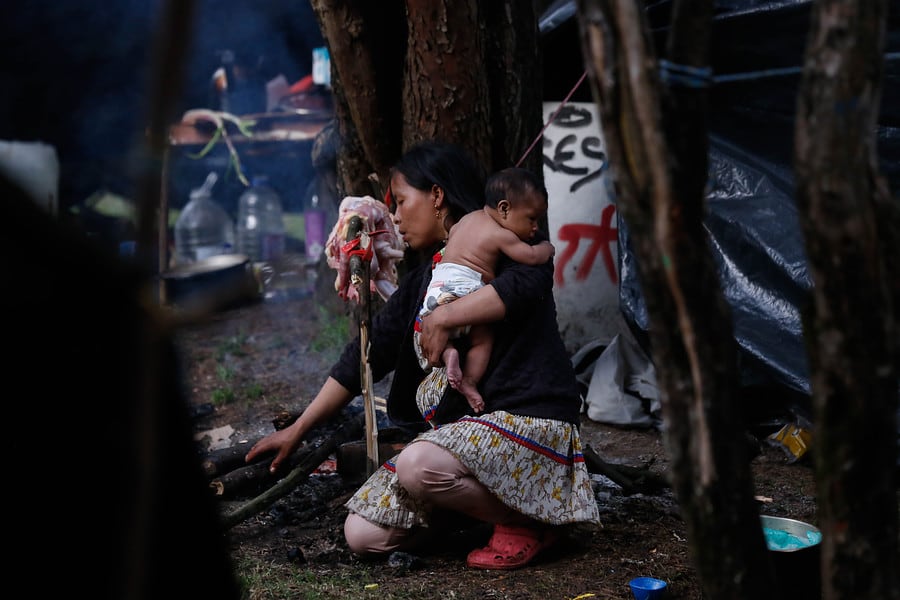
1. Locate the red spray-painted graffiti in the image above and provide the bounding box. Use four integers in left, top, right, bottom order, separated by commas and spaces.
554, 204, 618, 287
542, 104, 618, 287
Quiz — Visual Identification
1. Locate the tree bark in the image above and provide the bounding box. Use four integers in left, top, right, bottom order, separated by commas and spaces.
480, 0, 545, 173
793, 1, 900, 598
403, 1, 492, 167
309, 0, 405, 196
311, 1, 547, 196
575, 1, 776, 597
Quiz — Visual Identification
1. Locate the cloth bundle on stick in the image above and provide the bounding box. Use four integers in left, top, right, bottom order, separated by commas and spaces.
325, 196, 405, 302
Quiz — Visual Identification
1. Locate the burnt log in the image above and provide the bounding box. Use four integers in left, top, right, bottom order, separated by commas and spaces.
221, 411, 365, 529
210, 460, 275, 498
200, 439, 261, 479
583, 444, 669, 496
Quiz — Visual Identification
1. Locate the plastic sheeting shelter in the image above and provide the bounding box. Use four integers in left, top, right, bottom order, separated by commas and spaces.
541, 0, 900, 408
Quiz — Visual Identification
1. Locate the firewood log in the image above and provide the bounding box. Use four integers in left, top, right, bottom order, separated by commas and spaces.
200, 438, 261, 479
210, 461, 275, 498
220, 411, 365, 529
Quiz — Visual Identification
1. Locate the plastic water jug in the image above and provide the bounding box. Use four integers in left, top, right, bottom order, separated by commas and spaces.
174, 173, 234, 265
236, 175, 285, 263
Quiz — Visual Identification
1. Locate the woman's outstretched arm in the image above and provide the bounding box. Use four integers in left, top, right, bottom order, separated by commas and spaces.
245, 376, 353, 473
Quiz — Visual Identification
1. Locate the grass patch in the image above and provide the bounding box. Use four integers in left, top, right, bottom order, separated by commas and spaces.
311, 305, 350, 354
211, 388, 236, 406
216, 364, 235, 382
216, 333, 248, 360
244, 383, 264, 400
233, 558, 389, 600
232, 559, 448, 600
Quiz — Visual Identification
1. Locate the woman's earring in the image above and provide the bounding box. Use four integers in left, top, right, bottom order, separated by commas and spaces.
435, 208, 442, 220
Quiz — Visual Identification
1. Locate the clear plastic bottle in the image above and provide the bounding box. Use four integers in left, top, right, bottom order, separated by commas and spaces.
304, 192, 326, 262
174, 174, 235, 265
236, 175, 285, 263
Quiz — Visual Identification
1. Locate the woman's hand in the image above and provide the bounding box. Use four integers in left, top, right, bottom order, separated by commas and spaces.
245, 377, 354, 473
245, 424, 304, 473
420, 284, 507, 366
419, 308, 451, 367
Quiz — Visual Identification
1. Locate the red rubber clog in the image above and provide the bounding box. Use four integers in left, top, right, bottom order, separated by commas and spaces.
466, 524, 558, 570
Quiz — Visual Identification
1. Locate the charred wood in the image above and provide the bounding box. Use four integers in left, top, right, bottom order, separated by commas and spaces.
583, 444, 669, 496
221, 411, 365, 529
200, 439, 262, 479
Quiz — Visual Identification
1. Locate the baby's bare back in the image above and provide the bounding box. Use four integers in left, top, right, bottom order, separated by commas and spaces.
441, 210, 509, 282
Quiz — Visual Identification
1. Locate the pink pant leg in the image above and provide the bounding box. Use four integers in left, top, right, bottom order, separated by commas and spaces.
394, 440, 524, 525
343, 440, 527, 556
343, 512, 427, 555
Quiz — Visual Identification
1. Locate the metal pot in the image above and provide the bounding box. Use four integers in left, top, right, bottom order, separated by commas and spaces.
761, 515, 821, 600
162, 254, 261, 310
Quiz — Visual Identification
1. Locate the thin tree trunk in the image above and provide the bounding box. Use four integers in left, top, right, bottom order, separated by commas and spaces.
793, 1, 900, 598
575, 1, 776, 596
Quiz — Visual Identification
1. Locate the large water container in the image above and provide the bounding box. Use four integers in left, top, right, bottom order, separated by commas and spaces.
174, 177, 235, 265
236, 175, 285, 263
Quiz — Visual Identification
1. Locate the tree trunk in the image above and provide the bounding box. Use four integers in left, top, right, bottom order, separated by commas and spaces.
575, 1, 776, 597
312, 1, 544, 196
403, 1, 493, 167
480, 0, 545, 174
793, 1, 900, 598
309, 0, 405, 196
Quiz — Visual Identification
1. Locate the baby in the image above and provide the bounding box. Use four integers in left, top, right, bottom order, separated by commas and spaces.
415, 167, 555, 412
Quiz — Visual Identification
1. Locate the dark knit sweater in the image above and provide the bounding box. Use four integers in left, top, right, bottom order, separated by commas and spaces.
329, 236, 582, 432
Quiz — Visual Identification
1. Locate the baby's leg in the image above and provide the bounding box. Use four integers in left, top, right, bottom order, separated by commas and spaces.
443, 343, 463, 388
457, 325, 491, 413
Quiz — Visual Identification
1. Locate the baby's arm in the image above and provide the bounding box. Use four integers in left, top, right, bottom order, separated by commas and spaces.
499, 232, 555, 266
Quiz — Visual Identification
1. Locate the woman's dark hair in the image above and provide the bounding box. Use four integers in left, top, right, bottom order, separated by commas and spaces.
390, 140, 485, 226
485, 167, 548, 209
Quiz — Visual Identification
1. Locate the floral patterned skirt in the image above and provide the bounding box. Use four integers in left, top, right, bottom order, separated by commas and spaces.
344, 368, 600, 529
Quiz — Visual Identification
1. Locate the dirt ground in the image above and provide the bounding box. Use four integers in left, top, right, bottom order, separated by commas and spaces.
174, 270, 819, 600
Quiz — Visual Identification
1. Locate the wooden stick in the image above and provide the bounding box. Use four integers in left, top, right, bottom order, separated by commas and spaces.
346, 215, 379, 476
359, 314, 379, 476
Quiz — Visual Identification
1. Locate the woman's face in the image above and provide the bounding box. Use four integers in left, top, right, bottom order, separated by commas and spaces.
390, 172, 447, 251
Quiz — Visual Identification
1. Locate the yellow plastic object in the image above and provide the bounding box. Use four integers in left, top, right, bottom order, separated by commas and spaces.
767, 424, 812, 462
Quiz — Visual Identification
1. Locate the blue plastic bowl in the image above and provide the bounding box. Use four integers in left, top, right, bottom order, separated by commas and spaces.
629, 576, 668, 600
